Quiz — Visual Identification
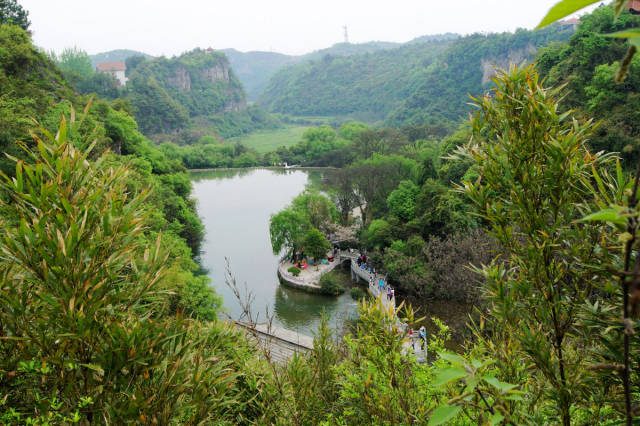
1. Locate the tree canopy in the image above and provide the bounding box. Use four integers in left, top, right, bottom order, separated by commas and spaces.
0, 0, 29, 30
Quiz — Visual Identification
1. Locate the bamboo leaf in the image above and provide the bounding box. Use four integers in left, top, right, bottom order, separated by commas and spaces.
537, 0, 599, 29
483, 375, 518, 393
438, 351, 467, 366
428, 405, 462, 426
433, 366, 468, 387
615, 0, 631, 18
604, 28, 640, 40
81, 363, 104, 376
578, 208, 627, 225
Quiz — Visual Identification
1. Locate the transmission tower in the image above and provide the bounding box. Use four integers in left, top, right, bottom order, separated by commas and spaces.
343, 25, 349, 44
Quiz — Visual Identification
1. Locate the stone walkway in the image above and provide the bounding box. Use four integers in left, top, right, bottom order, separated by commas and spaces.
235, 321, 313, 364
278, 249, 428, 362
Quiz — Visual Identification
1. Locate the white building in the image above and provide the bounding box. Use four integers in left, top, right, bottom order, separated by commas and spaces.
96, 61, 127, 86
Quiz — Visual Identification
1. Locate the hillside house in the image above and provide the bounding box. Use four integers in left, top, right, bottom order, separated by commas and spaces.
96, 61, 127, 86
559, 18, 580, 30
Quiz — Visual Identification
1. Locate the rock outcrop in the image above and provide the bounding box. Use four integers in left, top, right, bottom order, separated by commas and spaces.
201, 63, 229, 83
167, 66, 191, 90
480, 44, 537, 84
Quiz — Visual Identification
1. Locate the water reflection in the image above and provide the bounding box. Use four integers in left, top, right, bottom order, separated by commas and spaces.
190, 168, 358, 336
273, 285, 358, 333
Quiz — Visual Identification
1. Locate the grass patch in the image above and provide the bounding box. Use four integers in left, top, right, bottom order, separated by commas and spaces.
228, 125, 309, 153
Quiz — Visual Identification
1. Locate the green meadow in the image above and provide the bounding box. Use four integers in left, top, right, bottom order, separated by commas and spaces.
229, 125, 309, 153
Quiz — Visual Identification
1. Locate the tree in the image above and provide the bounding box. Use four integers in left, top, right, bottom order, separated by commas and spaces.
0, 0, 29, 30
348, 154, 418, 226
55, 46, 94, 78
303, 228, 331, 268
351, 128, 407, 158
327, 168, 360, 226
386, 180, 419, 221
291, 190, 337, 231
458, 65, 607, 425
339, 121, 368, 140
269, 207, 309, 256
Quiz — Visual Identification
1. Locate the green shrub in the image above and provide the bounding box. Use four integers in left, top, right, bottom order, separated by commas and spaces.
350, 287, 366, 300
288, 266, 301, 276
0, 116, 277, 423
319, 272, 345, 296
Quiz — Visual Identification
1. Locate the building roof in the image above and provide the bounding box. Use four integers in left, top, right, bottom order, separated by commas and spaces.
96, 61, 126, 72
562, 18, 580, 24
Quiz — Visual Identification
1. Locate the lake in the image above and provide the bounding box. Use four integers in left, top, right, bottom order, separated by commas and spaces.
191, 168, 358, 337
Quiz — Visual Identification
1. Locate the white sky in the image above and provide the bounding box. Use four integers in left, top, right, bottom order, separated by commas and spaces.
20, 0, 605, 57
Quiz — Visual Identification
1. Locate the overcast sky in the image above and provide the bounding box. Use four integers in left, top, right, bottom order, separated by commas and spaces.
20, 0, 605, 57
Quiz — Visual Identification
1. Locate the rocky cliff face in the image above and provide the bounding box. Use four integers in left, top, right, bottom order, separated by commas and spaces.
480, 43, 537, 84
201, 63, 229, 84
165, 62, 232, 92
167, 66, 191, 90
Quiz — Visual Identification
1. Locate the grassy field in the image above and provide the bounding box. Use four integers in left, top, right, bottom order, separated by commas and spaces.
229, 126, 309, 153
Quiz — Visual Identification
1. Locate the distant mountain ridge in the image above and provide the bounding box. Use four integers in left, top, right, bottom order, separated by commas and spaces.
258, 38, 457, 122
90, 34, 462, 101
89, 49, 152, 68
221, 35, 460, 100
257, 26, 574, 127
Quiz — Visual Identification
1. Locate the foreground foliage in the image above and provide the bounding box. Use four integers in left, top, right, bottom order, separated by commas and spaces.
0, 117, 277, 423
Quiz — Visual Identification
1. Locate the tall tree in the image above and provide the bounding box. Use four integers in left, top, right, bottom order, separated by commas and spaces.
459, 65, 606, 425
269, 207, 309, 256
303, 228, 331, 268
0, 0, 29, 30
55, 46, 94, 78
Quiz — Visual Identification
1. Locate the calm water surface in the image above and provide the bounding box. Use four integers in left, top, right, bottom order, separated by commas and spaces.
191, 168, 358, 336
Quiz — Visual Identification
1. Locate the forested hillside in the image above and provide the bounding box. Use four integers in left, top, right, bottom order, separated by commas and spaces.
223, 41, 416, 101
0, 23, 218, 319
259, 38, 456, 122
126, 49, 246, 134
386, 25, 573, 126
53, 47, 280, 143
259, 26, 573, 126
536, 5, 640, 168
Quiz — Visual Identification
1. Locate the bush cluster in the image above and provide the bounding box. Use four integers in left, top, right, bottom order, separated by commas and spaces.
319, 272, 345, 295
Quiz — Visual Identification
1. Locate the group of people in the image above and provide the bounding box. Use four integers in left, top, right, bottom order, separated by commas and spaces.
354, 250, 427, 354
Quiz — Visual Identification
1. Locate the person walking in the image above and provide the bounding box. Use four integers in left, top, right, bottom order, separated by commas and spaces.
419, 326, 426, 351
390, 288, 395, 300
409, 329, 415, 350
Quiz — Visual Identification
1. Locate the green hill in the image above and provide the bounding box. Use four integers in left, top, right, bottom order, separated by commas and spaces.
258, 38, 456, 122
386, 26, 573, 126
535, 5, 640, 168
258, 27, 573, 127
223, 41, 405, 101
126, 48, 248, 135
